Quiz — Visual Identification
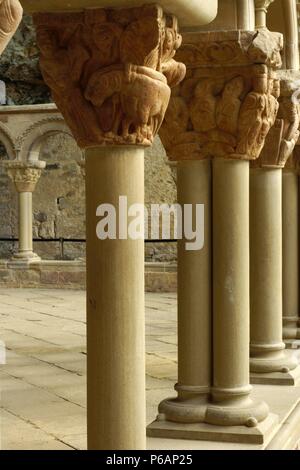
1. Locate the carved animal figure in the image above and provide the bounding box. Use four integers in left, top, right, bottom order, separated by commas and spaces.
85, 64, 171, 144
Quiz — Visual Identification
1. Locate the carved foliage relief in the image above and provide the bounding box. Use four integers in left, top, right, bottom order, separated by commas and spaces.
7, 166, 42, 192
34, 6, 186, 148
159, 30, 283, 162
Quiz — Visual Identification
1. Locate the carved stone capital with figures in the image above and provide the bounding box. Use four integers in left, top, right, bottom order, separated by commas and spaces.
253, 72, 300, 169
285, 144, 300, 173
5, 161, 46, 192
33, 5, 186, 149
159, 29, 283, 163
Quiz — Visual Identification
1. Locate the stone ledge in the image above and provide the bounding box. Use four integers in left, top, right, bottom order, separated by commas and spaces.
0, 260, 177, 292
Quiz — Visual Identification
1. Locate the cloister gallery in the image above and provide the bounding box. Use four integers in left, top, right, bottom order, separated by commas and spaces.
1, 0, 300, 452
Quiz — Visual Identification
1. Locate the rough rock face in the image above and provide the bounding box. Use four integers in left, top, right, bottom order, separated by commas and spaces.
0, 17, 177, 262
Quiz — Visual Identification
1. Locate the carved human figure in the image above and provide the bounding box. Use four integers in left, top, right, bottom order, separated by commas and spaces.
82, 22, 123, 86
236, 65, 270, 159
278, 96, 300, 166
216, 76, 244, 136
190, 79, 223, 133
161, 22, 186, 88
0, 0, 23, 54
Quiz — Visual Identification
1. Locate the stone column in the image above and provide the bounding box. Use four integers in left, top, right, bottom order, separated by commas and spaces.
254, 1, 275, 29
283, 146, 300, 344
157, 159, 212, 424
148, 29, 282, 443
33, 5, 185, 450
5, 161, 45, 263
250, 74, 300, 385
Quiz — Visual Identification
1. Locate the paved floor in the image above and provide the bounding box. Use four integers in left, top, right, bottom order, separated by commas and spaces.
0, 288, 177, 450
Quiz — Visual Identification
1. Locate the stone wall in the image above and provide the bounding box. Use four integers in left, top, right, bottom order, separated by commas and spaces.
0, 16, 177, 263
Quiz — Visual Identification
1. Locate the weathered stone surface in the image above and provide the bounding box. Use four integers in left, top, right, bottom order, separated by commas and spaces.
0, 14, 51, 105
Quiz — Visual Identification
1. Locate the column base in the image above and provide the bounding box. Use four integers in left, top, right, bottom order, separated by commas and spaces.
155, 386, 270, 430
251, 364, 300, 385
147, 413, 279, 445
157, 387, 209, 424
250, 349, 299, 377
10, 252, 41, 265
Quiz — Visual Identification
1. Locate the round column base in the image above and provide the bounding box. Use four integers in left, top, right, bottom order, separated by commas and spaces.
12, 251, 41, 263
250, 349, 299, 374
207, 387, 269, 427
158, 385, 210, 424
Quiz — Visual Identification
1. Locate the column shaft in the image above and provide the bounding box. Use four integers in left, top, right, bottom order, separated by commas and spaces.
250, 168, 298, 375
18, 192, 33, 255
282, 170, 300, 339
86, 146, 145, 450
177, 160, 211, 392
212, 158, 250, 393
206, 158, 269, 427
158, 159, 211, 423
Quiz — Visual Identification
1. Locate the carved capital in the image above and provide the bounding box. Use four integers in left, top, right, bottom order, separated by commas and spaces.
255, 0, 275, 12
5, 161, 46, 192
159, 30, 283, 162
0, 0, 23, 55
285, 145, 300, 173
253, 72, 300, 169
33, 5, 185, 149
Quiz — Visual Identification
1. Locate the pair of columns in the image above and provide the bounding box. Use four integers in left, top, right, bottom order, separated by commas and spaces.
148, 28, 300, 443
283, 146, 300, 343
250, 74, 300, 383
3, 161, 45, 263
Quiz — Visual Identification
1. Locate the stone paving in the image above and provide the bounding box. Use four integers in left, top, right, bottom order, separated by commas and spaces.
0, 288, 177, 450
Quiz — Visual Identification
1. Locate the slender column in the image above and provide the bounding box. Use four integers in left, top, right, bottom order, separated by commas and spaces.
5, 161, 45, 262
158, 159, 212, 423
283, 148, 300, 342
149, 29, 283, 442
254, 1, 275, 29
207, 158, 268, 427
34, 5, 185, 449
250, 74, 300, 384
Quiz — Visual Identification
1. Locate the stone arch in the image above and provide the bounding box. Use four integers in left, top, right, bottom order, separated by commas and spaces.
268, 0, 299, 70
17, 117, 82, 162
0, 121, 17, 160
